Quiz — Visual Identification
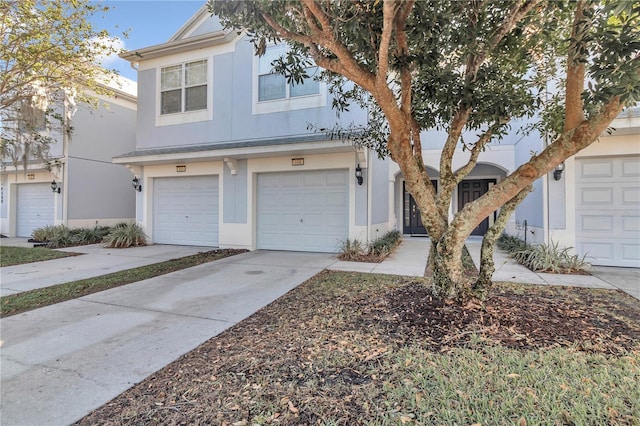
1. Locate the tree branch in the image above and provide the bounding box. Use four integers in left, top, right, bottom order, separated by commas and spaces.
565, 0, 590, 131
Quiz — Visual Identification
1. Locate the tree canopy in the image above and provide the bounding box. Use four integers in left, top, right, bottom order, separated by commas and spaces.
1, 0, 124, 168
212, 0, 638, 300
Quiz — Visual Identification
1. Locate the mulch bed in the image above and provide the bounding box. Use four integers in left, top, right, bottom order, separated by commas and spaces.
77, 271, 640, 425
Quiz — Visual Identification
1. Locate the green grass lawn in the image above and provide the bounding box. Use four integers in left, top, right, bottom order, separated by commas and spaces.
0, 245, 75, 267
0, 249, 245, 317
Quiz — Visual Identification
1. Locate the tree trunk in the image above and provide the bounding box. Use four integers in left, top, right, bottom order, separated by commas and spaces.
473, 185, 533, 298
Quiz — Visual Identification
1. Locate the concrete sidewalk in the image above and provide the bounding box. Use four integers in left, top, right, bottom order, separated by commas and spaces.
0, 243, 213, 296
329, 237, 639, 300
0, 250, 336, 426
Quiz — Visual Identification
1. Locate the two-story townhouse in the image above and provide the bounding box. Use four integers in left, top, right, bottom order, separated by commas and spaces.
0, 77, 137, 237
118, 5, 639, 268
116, 6, 389, 253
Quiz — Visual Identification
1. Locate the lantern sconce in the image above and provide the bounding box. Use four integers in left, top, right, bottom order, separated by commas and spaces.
132, 176, 142, 192
50, 180, 61, 193
553, 163, 565, 181
355, 164, 363, 185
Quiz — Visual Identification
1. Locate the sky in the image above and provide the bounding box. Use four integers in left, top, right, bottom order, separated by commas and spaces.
91, 1, 206, 81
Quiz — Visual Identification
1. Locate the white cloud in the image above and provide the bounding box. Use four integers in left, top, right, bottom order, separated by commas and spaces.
89, 36, 127, 66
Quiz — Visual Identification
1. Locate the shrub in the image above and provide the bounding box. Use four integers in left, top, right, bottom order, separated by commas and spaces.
338, 230, 402, 262
500, 235, 590, 274
496, 233, 528, 252
70, 226, 110, 246
31, 225, 72, 247
368, 230, 402, 257
338, 238, 366, 261
102, 223, 148, 248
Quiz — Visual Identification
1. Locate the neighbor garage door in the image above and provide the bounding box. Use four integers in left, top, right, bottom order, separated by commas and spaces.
575, 156, 640, 267
16, 183, 54, 237
153, 176, 219, 246
257, 170, 348, 253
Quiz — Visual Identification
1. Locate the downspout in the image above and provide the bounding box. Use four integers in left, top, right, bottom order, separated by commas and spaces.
366, 147, 372, 243
62, 92, 69, 226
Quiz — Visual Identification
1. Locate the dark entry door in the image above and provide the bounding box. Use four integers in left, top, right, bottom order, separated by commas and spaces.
458, 179, 496, 235
403, 181, 437, 235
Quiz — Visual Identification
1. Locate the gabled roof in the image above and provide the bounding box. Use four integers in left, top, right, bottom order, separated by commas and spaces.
168, 3, 211, 42
119, 3, 236, 63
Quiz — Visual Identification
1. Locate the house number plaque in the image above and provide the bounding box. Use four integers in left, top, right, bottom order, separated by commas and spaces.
292, 158, 304, 166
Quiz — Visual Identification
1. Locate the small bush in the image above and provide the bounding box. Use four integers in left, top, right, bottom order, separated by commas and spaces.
31, 224, 72, 247
338, 230, 402, 262
501, 235, 590, 274
32, 225, 112, 248
338, 238, 366, 261
102, 223, 147, 248
368, 230, 402, 256
496, 233, 528, 252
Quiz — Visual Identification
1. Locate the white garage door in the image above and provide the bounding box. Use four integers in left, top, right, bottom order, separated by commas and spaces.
257, 170, 348, 253
153, 176, 219, 246
16, 183, 54, 237
575, 156, 640, 267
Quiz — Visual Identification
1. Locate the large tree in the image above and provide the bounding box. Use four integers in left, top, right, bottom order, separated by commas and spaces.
1, 0, 122, 167
210, 0, 640, 301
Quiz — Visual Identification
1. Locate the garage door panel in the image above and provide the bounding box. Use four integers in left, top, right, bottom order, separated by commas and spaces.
580, 160, 613, 178
576, 155, 640, 267
622, 244, 640, 262
622, 159, 640, 176
580, 215, 612, 232
623, 216, 640, 232
153, 176, 218, 246
580, 187, 613, 204
257, 170, 348, 253
622, 187, 640, 204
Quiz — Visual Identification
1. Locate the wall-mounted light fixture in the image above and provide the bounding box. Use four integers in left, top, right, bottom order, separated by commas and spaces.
50, 180, 61, 193
132, 176, 142, 192
355, 164, 363, 185
553, 162, 565, 181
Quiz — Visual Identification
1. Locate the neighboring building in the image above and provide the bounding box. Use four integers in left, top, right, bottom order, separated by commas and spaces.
0, 78, 137, 237
117, 4, 639, 268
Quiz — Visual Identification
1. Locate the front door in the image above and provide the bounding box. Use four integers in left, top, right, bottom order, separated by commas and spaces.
458, 179, 496, 236
403, 181, 437, 235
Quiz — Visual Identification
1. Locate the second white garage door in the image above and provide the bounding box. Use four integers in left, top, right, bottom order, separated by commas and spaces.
257, 170, 348, 253
153, 176, 219, 246
16, 183, 54, 237
575, 156, 640, 267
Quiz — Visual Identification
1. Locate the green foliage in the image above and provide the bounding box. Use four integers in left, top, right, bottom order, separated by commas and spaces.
368, 230, 402, 257
499, 234, 590, 274
1, 0, 125, 166
31, 224, 110, 248
338, 231, 402, 261
337, 238, 365, 261
496, 233, 529, 253
102, 223, 147, 248
31, 224, 72, 247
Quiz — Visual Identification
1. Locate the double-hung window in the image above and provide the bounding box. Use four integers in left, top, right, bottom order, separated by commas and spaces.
161, 60, 207, 114
257, 45, 319, 102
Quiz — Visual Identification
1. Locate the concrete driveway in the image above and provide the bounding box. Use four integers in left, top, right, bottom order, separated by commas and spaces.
0, 250, 336, 426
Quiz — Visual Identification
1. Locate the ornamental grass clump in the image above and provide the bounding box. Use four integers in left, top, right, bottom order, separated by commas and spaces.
102, 223, 147, 248
505, 237, 590, 274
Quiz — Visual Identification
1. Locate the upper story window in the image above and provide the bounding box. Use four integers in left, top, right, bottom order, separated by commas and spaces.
257, 45, 319, 102
161, 60, 207, 114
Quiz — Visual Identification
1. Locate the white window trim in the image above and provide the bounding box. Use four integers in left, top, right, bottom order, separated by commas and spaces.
252, 47, 327, 115
156, 57, 213, 127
